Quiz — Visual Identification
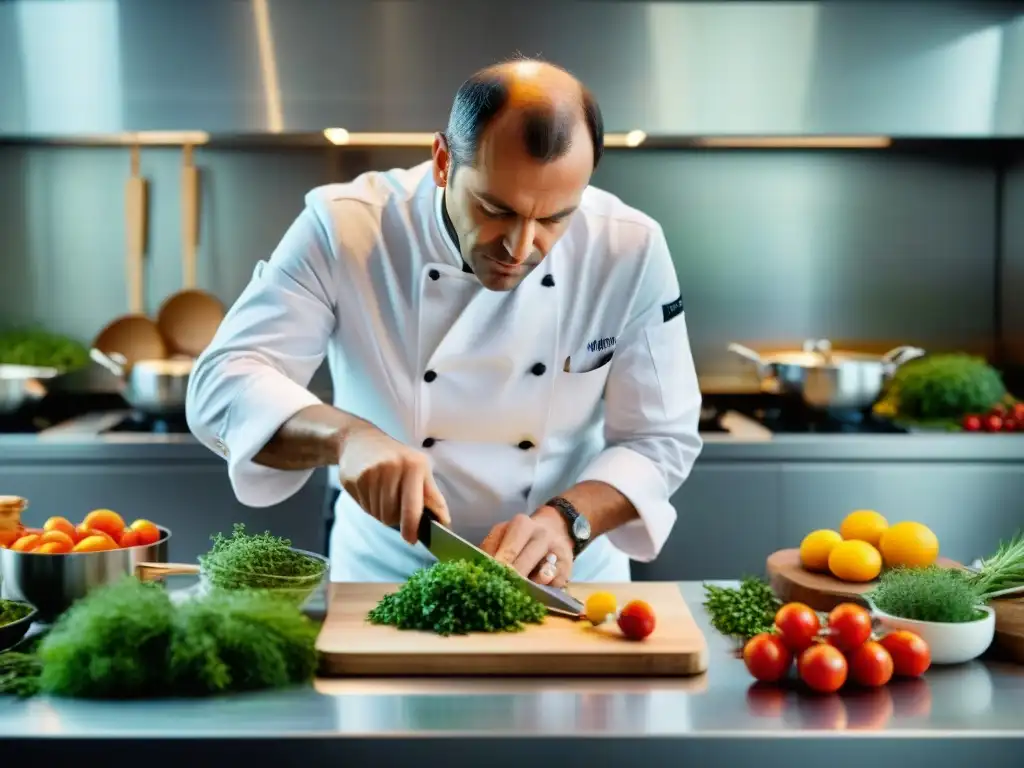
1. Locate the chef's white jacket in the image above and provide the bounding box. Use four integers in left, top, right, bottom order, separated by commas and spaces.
186, 161, 703, 582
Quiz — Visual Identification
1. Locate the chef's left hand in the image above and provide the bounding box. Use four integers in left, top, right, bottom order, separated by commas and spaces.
480, 509, 574, 587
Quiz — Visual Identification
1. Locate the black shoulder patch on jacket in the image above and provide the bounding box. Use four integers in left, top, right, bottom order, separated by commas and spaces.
662, 294, 685, 323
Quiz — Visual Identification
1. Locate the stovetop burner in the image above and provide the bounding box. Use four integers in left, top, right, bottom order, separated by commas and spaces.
107, 412, 191, 435
757, 404, 908, 434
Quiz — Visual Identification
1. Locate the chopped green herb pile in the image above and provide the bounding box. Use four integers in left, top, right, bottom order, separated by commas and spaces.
0, 652, 42, 698
0, 599, 33, 628
201, 523, 326, 591
368, 559, 547, 636
703, 578, 781, 641
869, 566, 984, 624
0, 576, 319, 699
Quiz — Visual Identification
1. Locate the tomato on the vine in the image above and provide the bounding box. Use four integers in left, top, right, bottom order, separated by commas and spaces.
743, 633, 793, 682
775, 603, 821, 652
798, 644, 847, 693
827, 603, 873, 652
879, 631, 931, 678
847, 641, 894, 687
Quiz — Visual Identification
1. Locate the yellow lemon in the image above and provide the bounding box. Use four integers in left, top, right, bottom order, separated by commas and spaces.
799, 529, 844, 572
879, 521, 939, 568
828, 540, 883, 583
839, 509, 889, 547
584, 591, 618, 625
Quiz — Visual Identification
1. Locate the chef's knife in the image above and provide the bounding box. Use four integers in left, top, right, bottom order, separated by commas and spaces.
416, 508, 585, 619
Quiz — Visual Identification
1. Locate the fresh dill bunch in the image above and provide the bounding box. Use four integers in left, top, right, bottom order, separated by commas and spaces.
368, 559, 547, 636
201, 523, 325, 591
869, 566, 983, 623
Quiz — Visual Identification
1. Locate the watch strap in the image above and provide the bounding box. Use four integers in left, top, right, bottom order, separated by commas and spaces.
545, 496, 590, 557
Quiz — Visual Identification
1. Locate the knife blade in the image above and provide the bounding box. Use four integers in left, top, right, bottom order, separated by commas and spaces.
417, 508, 584, 618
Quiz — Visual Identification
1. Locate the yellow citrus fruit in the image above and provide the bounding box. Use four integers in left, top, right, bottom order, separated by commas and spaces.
879, 521, 939, 568
839, 509, 889, 547
828, 540, 883, 582
799, 529, 844, 572
585, 591, 618, 625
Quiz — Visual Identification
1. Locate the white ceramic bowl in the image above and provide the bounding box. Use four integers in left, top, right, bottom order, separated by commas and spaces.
869, 602, 996, 665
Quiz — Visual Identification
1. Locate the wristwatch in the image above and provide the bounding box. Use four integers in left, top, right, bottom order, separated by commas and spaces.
545, 496, 592, 557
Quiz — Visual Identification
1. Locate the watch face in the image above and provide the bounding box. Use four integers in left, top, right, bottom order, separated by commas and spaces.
572, 515, 592, 541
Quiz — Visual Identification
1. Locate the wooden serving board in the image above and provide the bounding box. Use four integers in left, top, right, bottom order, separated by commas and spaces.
317, 582, 708, 677
992, 597, 1024, 664
766, 549, 962, 612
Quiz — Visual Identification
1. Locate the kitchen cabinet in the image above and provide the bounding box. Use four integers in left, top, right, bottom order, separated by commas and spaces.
632, 463, 782, 582
0, 462, 328, 563
778, 463, 1024, 565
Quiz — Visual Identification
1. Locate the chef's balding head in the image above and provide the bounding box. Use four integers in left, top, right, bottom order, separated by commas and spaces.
433, 58, 604, 292
442, 58, 604, 174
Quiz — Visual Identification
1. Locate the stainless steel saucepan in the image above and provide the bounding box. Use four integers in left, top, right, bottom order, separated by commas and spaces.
0, 364, 60, 415
0, 527, 173, 621
727, 339, 925, 410
90, 348, 193, 416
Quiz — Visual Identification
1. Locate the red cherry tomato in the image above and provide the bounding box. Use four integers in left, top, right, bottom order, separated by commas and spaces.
743, 633, 793, 683
617, 599, 656, 640
798, 644, 848, 694
879, 630, 931, 678
775, 603, 821, 653
962, 414, 982, 432
847, 641, 894, 687
984, 414, 1004, 432
827, 603, 873, 652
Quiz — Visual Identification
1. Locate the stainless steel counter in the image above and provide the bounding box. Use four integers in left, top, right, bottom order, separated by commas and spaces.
2, 582, 1022, 764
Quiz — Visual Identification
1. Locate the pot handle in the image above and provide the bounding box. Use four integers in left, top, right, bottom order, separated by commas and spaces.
881, 346, 926, 370
135, 562, 201, 582
726, 342, 768, 376
90, 347, 128, 378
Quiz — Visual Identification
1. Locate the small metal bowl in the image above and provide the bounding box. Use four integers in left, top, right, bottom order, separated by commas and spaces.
0, 599, 38, 652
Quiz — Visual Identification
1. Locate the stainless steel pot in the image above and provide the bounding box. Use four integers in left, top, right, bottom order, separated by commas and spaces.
90, 348, 193, 416
727, 339, 925, 410
0, 527, 172, 621
0, 364, 60, 415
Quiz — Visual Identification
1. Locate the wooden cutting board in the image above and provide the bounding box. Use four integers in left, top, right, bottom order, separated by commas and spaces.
992, 597, 1024, 664
317, 582, 708, 677
766, 549, 962, 612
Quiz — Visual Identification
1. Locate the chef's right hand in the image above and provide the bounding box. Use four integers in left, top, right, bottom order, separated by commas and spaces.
337, 423, 450, 544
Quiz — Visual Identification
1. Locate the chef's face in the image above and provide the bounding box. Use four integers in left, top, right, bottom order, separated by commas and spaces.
432, 121, 593, 292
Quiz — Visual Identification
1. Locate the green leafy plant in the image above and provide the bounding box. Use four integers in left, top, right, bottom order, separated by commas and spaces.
880, 354, 1007, 420
702, 577, 781, 641
368, 559, 547, 635
0, 651, 43, 697
201, 523, 325, 592
968, 530, 1024, 600
0, 599, 33, 628
0, 327, 89, 371
868, 566, 984, 623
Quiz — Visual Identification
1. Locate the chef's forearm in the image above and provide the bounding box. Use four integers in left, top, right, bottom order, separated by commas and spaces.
252, 404, 373, 470
538, 480, 639, 539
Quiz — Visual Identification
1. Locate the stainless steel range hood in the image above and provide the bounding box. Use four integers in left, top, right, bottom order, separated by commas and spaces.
1, 0, 1022, 140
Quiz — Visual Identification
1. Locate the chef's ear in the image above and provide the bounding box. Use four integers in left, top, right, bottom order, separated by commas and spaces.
432, 132, 451, 188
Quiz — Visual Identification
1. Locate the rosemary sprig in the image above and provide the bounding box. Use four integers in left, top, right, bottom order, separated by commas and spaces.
969, 530, 1024, 600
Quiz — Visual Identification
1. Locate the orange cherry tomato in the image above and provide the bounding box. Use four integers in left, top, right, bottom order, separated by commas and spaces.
118, 530, 141, 548
43, 516, 78, 540
39, 529, 75, 548
72, 534, 117, 553
80, 509, 126, 539
0, 529, 21, 548
129, 519, 162, 545
76, 525, 116, 545
10, 533, 41, 552
36, 540, 73, 554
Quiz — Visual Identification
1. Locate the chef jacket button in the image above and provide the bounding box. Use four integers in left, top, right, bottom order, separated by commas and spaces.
429, 269, 440, 281
423, 370, 437, 383
422, 437, 436, 448
517, 440, 535, 450
530, 362, 546, 376
541, 274, 555, 287
522, 486, 532, 499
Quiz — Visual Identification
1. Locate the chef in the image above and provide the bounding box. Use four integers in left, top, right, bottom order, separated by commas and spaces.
186, 58, 703, 587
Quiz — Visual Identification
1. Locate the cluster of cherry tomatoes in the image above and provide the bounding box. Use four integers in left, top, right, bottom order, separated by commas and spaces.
962, 402, 1024, 433
743, 601, 931, 694
0, 509, 163, 554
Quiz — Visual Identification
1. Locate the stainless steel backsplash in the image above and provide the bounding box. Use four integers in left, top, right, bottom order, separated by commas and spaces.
0, 144, 1017, 377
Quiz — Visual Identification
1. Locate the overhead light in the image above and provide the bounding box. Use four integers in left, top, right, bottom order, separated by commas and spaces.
43, 131, 211, 146
693, 136, 892, 149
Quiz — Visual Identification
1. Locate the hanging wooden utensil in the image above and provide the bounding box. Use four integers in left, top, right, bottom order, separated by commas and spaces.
156, 143, 226, 358
93, 143, 167, 366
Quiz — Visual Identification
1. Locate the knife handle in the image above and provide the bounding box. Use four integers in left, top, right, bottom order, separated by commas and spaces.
400, 507, 437, 547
